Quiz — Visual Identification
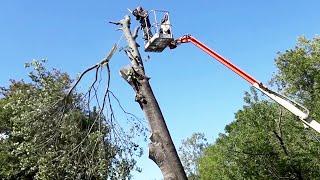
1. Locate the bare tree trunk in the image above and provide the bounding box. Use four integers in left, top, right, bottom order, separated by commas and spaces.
116, 15, 187, 180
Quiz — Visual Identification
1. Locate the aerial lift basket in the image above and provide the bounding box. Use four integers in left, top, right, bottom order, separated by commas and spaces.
144, 10, 174, 52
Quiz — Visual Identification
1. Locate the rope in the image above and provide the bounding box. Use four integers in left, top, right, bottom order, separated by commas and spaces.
116, 32, 124, 47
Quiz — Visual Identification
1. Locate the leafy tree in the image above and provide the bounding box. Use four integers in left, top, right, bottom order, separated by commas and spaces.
273, 36, 320, 120
0, 60, 141, 179
198, 36, 320, 180
179, 133, 208, 179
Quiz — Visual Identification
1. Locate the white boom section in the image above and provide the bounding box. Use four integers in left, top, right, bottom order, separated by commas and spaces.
253, 83, 320, 133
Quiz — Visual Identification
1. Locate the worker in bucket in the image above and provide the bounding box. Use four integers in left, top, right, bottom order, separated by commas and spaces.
160, 13, 171, 35
132, 6, 153, 42
159, 13, 176, 49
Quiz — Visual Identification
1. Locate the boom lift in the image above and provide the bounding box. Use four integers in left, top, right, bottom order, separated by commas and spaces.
174, 35, 320, 133
137, 9, 320, 134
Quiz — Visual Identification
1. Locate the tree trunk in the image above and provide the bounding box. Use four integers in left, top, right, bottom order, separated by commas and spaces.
117, 15, 187, 180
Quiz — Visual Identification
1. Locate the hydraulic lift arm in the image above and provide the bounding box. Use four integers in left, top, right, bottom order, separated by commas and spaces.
176, 35, 320, 133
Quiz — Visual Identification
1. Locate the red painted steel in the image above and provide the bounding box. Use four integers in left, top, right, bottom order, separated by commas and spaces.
178, 35, 259, 85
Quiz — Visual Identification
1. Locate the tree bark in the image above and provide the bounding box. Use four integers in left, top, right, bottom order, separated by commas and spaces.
117, 15, 187, 180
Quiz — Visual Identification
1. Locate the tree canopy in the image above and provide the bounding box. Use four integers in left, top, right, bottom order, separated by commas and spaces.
198, 36, 320, 180
0, 61, 143, 179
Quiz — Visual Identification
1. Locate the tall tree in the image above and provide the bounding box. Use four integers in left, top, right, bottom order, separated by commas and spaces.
199, 36, 320, 180
0, 61, 141, 179
111, 15, 187, 179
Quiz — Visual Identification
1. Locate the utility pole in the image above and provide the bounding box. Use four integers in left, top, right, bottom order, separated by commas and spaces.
113, 15, 187, 179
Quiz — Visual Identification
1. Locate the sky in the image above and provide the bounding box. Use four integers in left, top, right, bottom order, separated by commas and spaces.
1, 0, 320, 179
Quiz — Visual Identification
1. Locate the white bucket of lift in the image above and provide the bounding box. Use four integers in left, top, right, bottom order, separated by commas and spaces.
143, 10, 174, 52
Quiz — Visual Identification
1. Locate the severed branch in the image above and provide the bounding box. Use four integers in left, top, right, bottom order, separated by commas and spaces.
32, 32, 148, 180
66, 64, 98, 98
66, 44, 117, 98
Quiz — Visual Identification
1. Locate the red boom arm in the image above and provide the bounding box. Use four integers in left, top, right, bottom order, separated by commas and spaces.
177, 35, 259, 85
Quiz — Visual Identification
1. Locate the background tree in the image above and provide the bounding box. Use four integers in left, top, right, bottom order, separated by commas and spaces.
0, 60, 143, 179
178, 133, 208, 179
273, 36, 320, 121
198, 36, 320, 180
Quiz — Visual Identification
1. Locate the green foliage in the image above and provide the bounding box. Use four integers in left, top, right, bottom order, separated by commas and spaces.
199, 36, 320, 180
0, 60, 140, 179
179, 133, 208, 179
273, 36, 320, 119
